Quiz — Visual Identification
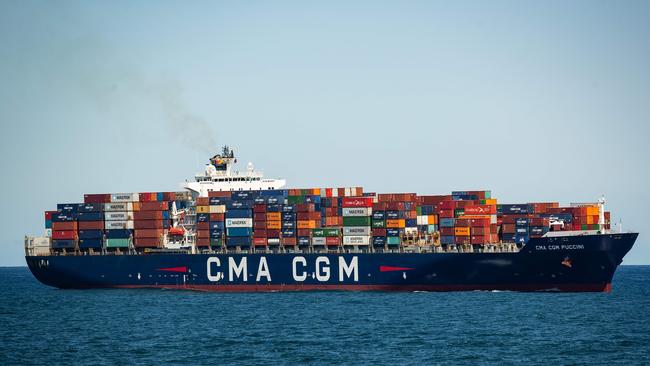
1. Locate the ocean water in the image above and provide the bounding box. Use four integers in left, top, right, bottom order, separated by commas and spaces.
0, 266, 648, 365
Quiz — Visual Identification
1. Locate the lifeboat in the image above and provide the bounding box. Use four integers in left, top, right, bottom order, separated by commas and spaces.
168, 227, 185, 236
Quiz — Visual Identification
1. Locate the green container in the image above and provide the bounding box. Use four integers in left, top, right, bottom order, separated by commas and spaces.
324, 228, 340, 237
211, 238, 222, 246
454, 208, 465, 217
372, 220, 385, 228
343, 216, 371, 226
581, 224, 588, 230
288, 196, 304, 205
387, 236, 401, 246
416, 206, 422, 215
427, 225, 438, 234
106, 238, 129, 248
485, 191, 491, 199
312, 228, 325, 237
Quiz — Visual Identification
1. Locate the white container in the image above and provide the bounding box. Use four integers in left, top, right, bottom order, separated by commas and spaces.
105, 220, 134, 230
33, 237, 51, 247
267, 238, 280, 245
311, 237, 327, 245
343, 226, 371, 236
404, 227, 418, 235
44, 229, 52, 238
104, 211, 133, 221
105, 202, 133, 211
111, 193, 139, 203
343, 235, 370, 245
209, 205, 226, 214
417, 216, 426, 226
174, 191, 191, 201
342, 207, 372, 217
225, 218, 253, 228
344, 187, 352, 197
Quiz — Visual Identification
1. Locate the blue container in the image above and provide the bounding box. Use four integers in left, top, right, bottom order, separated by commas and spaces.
501, 233, 516, 242
515, 227, 529, 234
282, 229, 296, 237
77, 212, 104, 221
266, 197, 284, 205
386, 211, 399, 219
304, 195, 321, 204
209, 197, 228, 205
175, 201, 188, 209
282, 205, 296, 213
210, 229, 222, 238
541, 213, 573, 223
106, 229, 132, 239
372, 211, 385, 220
261, 189, 288, 197
79, 238, 103, 249
530, 226, 550, 236
452, 194, 478, 201
372, 236, 387, 246
51, 212, 76, 222
298, 237, 310, 246
78, 230, 103, 239
226, 209, 253, 219
515, 218, 530, 226
57, 203, 81, 213
226, 236, 251, 247
441, 235, 455, 245
196, 213, 210, 223
514, 234, 530, 244
45, 220, 52, 229
420, 205, 434, 215
78, 203, 104, 213
52, 239, 76, 249
157, 192, 164, 201
386, 228, 400, 237
282, 212, 296, 221
227, 201, 254, 210
282, 221, 295, 229
405, 219, 417, 227
440, 218, 455, 228
226, 227, 253, 237
209, 221, 225, 230
254, 197, 266, 204
266, 204, 281, 212
498, 204, 532, 215
232, 191, 256, 200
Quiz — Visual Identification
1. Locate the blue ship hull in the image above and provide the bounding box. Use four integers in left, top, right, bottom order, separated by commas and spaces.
26, 233, 638, 292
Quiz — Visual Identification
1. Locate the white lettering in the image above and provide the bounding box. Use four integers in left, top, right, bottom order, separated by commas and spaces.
228, 257, 248, 282
316, 256, 330, 282
292, 256, 307, 282
338, 256, 359, 282
256, 257, 271, 282
207, 257, 221, 282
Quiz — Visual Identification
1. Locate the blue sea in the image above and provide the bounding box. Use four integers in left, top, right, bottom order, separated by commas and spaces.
0, 266, 648, 365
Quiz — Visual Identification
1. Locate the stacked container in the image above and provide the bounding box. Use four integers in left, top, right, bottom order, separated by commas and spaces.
342, 197, 373, 247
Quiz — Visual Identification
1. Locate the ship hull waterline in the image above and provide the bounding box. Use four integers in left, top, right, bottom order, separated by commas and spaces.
26, 233, 637, 293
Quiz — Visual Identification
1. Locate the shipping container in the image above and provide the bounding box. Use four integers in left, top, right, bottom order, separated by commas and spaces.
343, 235, 370, 245
343, 226, 371, 236
106, 238, 130, 248
79, 238, 102, 249
225, 218, 253, 228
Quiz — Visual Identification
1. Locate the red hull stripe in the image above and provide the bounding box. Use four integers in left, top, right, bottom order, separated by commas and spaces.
107, 283, 612, 293
155, 267, 188, 273
379, 266, 416, 272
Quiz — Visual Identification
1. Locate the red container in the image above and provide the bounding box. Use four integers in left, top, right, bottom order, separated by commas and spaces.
419, 195, 449, 205
138, 192, 157, 202
139, 202, 168, 211
470, 226, 489, 235
197, 222, 210, 230
373, 202, 387, 210
134, 229, 164, 238
84, 194, 111, 204
196, 197, 209, 206
253, 212, 266, 221
162, 192, 175, 201
266, 229, 281, 238
254, 221, 266, 230
253, 238, 267, 246
440, 227, 455, 236
297, 229, 311, 237
295, 203, 315, 212
134, 220, 164, 229
45, 211, 57, 221
454, 236, 471, 245
439, 201, 458, 210
52, 222, 77, 231
253, 205, 266, 213
78, 221, 104, 230
196, 238, 210, 247
133, 237, 159, 247
341, 197, 373, 208
281, 237, 297, 246
253, 230, 267, 238
326, 237, 341, 246
208, 191, 232, 198
52, 230, 77, 240
467, 217, 491, 227
438, 209, 454, 218
210, 213, 225, 221
134, 211, 163, 220
470, 235, 487, 244
196, 230, 210, 239
501, 224, 516, 234
464, 205, 497, 215
372, 228, 387, 236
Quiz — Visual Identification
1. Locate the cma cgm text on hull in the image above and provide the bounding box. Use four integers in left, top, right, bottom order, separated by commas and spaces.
25, 146, 638, 292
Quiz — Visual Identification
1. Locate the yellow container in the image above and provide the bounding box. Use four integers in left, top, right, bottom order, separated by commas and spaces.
454, 227, 470, 236
196, 206, 210, 214
266, 212, 281, 221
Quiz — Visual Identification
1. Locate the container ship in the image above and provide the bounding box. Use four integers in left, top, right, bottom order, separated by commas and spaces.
25, 146, 638, 292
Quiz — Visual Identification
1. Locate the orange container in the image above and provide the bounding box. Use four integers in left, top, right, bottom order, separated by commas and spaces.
297, 220, 316, 229
52, 222, 77, 231
454, 227, 470, 236
385, 219, 405, 228
266, 220, 281, 230
196, 206, 210, 214
266, 212, 281, 221
196, 197, 209, 206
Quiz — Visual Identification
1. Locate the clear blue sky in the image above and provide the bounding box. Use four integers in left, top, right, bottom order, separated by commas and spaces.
0, 1, 648, 265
